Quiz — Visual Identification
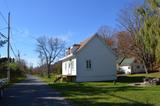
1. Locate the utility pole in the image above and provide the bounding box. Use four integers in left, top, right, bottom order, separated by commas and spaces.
18, 50, 20, 62
7, 12, 10, 82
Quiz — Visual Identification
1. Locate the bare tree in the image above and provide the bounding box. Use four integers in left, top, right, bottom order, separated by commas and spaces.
117, 2, 142, 37
97, 26, 116, 48
0, 36, 7, 47
36, 36, 65, 78
116, 31, 136, 57
117, 3, 150, 73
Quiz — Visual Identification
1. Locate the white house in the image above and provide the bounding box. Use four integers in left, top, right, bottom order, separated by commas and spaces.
60, 34, 117, 82
117, 57, 145, 74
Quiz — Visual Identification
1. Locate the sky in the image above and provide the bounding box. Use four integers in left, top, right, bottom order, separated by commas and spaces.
0, 0, 144, 67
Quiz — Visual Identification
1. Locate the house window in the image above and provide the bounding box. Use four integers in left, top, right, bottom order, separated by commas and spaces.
137, 65, 140, 69
65, 63, 67, 70
68, 63, 70, 68
71, 61, 74, 71
128, 66, 131, 69
86, 60, 91, 69
89, 60, 91, 68
86, 60, 88, 68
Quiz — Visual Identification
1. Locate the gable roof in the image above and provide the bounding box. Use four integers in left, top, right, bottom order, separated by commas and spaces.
119, 57, 135, 66
76, 35, 96, 53
60, 34, 116, 61
76, 34, 116, 57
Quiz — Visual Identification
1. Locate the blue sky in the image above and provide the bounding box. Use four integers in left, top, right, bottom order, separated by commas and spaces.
0, 0, 143, 67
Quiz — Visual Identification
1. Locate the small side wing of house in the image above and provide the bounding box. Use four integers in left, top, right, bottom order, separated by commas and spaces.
61, 54, 77, 76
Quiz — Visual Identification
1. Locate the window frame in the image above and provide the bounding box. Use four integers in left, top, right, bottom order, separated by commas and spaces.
71, 60, 74, 71
86, 59, 92, 69
65, 62, 67, 70
128, 66, 131, 69
137, 65, 140, 69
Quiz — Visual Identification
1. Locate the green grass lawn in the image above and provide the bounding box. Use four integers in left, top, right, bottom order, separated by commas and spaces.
45, 72, 160, 106
0, 74, 26, 83
37, 74, 57, 84
10, 76, 26, 83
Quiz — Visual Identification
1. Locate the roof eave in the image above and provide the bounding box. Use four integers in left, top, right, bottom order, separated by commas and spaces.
59, 54, 74, 61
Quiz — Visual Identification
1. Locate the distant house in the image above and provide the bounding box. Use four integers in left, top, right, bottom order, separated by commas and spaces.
60, 34, 117, 82
117, 57, 145, 74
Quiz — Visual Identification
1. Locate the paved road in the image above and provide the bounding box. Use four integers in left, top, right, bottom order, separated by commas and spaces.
0, 75, 71, 106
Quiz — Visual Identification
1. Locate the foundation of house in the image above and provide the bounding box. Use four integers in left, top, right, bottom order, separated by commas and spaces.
54, 75, 76, 82
63, 76, 76, 82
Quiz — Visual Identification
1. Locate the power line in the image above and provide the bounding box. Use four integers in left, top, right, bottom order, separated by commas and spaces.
0, 11, 7, 24
0, 10, 12, 81
7, 12, 11, 81
10, 42, 17, 58
0, 32, 7, 39
0, 12, 18, 59
10, 28, 18, 51
9, 16, 18, 59
0, 27, 8, 31
10, 33, 18, 59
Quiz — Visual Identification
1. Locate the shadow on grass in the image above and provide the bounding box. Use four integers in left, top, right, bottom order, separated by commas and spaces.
117, 76, 145, 83
48, 73, 160, 106
49, 82, 144, 95
69, 97, 153, 106
49, 82, 153, 106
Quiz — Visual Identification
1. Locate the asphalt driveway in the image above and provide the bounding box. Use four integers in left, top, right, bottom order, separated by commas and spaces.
0, 75, 71, 106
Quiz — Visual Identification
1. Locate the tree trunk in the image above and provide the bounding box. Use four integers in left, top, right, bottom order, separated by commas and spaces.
47, 64, 51, 78
143, 62, 148, 74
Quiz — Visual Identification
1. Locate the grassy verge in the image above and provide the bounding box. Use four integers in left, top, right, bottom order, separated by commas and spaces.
41, 72, 160, 106
128, 72, 160, 78
0, 74, 26, 83
36, 74, 57, 84
51, 82, 160, 106
10, 75, 26, 83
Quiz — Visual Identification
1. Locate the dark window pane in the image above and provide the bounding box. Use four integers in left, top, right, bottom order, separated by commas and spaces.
89, 60, 91, 68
